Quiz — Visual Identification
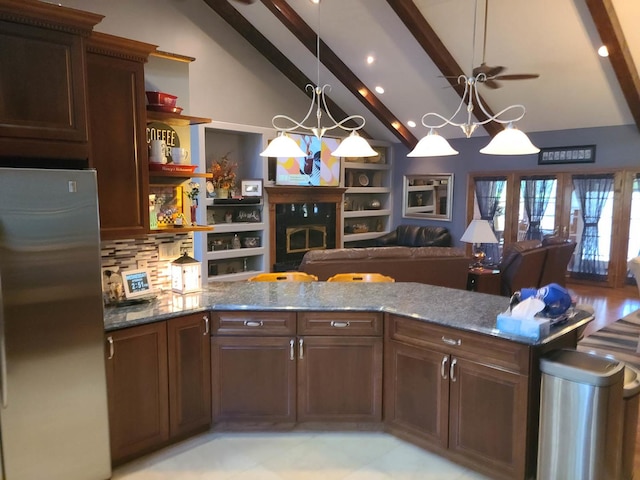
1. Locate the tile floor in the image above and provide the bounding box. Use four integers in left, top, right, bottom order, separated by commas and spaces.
112, 431, 491, 480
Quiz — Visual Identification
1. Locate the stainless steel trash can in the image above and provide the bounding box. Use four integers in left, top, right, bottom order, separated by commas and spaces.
537, 349, 625, 480
622, 365, 640, 480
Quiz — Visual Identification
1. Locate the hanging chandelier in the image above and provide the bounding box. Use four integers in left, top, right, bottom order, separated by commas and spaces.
408, 0, 539, 157
260, 1, 377, 159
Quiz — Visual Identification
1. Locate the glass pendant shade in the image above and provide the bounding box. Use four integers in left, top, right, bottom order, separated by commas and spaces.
331, 131, 378, 157
479, 123, 540, 155
407, 129, 459, 157
260, 133, 306, 157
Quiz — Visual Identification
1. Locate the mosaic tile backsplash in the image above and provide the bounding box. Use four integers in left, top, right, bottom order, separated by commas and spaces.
100, 233, 193, 294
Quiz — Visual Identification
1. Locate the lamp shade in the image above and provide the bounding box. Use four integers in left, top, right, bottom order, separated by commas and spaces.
479, 123, 540, 155
460, 219, 499, 244
260, 132, 307, 157
407, 129, 459, 157
331, 131, 378, 157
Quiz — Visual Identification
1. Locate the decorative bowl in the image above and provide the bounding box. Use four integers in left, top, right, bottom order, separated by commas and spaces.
145, 91, 177, 107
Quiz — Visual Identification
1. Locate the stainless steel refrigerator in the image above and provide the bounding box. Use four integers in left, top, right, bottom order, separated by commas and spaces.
0, 168, 111, 479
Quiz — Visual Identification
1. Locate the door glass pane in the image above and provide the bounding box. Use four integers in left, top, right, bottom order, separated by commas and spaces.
627, 174, 640, 282
518, 178, 557, 241
569, 175, 614, 281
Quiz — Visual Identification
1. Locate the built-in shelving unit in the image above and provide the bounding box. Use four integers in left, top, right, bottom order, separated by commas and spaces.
341, 145, 393, 245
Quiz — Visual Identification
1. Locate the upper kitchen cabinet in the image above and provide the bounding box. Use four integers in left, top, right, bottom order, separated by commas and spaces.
86, 32, 156, 240
0, 0, 102, 161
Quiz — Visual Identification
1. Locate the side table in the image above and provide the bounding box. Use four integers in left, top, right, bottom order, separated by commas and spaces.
467, 268, 502, 295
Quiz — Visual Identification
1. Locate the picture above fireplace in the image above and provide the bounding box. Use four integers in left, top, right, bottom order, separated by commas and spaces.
275, 133, 341, 187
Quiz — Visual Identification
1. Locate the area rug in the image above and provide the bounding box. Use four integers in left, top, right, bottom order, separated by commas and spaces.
578, 309, 640, 369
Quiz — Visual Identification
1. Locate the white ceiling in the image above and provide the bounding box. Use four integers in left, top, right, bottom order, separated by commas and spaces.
223, 0, 640, 145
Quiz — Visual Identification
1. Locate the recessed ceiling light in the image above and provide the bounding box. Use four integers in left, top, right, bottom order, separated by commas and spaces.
407, 120, 417, 128
598, 45, 609, 57
375, 86, 384, 94
366, 56, 375, 65
310, 0, 320, 4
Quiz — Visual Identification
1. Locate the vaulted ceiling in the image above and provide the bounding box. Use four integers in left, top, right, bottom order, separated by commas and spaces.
204, 0, 640, 148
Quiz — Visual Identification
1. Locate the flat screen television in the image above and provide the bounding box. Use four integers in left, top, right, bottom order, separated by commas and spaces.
275, 134, 341, 186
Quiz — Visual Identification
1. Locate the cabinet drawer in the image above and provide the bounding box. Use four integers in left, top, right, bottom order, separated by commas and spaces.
388, 314, 529, 374
211, 311, 296, 336
298, 311, 383, 336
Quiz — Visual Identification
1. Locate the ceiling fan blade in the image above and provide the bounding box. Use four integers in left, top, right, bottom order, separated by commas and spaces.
483, 79, 501, 89
493, 74, 540, 80
473, 63, 505, 79
231, 0, 257, 3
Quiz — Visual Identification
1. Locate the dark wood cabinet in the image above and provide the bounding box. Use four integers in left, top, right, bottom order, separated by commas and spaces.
210, 311, 383, 424
86, 32, 155, 240
0, 1, 101, 160
385, 314, 530, 480
167, 312, 212, 438
105, 322, 169, 465
106, 313, 211, 464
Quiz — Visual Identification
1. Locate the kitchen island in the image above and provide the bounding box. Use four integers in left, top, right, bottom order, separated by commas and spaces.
103, 282, 592, 480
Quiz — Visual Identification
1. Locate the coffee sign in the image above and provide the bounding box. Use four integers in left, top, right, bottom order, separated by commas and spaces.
147, 122, 181, 148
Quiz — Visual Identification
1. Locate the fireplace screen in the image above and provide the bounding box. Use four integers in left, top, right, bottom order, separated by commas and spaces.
286, 225, 327, 254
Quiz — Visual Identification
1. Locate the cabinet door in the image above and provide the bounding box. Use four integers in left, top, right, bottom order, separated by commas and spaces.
448, 357, 528, 479
297, 336, 383, 422
0, 20, 89, 159
86, 37, 149, 240
384, 340, 449, 449
211, 336, 296, 423
105, 322, 169, 465
167, 313, 211, 439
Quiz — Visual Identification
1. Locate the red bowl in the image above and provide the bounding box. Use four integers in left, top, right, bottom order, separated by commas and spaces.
145, 91, 177, 107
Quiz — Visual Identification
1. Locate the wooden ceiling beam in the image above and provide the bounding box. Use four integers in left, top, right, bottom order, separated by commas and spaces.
585, 0, 640, 132
385, 0, 502, 138
261, 0, 417, 148
201, 0, 366, 136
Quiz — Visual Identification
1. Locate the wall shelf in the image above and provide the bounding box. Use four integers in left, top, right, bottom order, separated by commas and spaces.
147, 110, 211, 126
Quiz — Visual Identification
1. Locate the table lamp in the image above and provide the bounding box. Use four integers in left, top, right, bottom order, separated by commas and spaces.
460, 219, 499, 270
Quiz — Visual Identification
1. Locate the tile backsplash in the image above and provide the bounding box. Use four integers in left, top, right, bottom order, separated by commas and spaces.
101, 233, 193, 292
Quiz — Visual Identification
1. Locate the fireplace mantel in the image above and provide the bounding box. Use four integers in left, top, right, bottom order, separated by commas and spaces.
265, 186, 347, 271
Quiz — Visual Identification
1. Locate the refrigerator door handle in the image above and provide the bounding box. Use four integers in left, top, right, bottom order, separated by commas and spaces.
0, 272, 7, 408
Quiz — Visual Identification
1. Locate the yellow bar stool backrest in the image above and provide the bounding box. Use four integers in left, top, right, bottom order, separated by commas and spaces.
248, 272, 318, 282
326, 273, 395, 283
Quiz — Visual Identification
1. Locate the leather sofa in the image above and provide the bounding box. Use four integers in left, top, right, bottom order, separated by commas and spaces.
498, 236, 576, 296
374, 224, 452, 247
298, 246, 470, 289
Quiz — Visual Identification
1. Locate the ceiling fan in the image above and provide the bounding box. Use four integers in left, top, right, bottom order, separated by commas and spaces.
471, 0, 539, 89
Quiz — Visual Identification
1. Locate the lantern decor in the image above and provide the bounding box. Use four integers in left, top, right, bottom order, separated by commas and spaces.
171, 252, 201, 294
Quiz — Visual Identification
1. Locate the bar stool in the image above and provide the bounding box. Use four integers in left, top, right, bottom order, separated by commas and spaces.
326, 273, 395, 282
248, 272, 318, 282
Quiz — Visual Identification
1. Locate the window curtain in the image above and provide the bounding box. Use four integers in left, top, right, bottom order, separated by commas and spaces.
522, 179, 554, 241
474, 178, 505, 264
572, 174, 614, 277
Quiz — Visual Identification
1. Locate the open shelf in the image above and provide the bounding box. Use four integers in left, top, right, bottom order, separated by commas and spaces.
146, 110, 211, 126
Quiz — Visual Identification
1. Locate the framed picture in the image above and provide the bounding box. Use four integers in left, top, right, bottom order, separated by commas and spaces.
538, 145, 596, 165
241, 179, 263, 197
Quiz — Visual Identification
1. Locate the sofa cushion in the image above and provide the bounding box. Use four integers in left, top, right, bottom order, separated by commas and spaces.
375, 225, 452, 247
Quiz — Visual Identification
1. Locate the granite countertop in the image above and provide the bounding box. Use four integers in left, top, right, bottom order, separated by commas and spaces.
103, 282, 592, 345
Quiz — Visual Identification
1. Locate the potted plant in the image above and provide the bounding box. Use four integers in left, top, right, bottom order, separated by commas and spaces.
210, 152, 237, 199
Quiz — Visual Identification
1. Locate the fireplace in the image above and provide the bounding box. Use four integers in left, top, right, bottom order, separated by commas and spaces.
266, 186, 346, 271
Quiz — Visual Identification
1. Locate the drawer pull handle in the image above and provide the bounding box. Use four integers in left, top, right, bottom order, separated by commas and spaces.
299, 338, 304, 360
441, 336, 461, 346
290, 339, 295, 361
450, 358, 458, 382
330, 321, 350, 328
107, 336, 114, 360
441, 356, 448, 380
244, 320, 264, 327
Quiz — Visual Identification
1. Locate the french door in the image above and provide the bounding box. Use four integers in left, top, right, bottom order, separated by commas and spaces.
470, 170, 637, 287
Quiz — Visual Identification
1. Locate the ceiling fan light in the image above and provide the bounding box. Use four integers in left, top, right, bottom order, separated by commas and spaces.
479, 123, 540, 155
260, 132, 307, 157
407, 129, 459, 157
331, 131, 378, 157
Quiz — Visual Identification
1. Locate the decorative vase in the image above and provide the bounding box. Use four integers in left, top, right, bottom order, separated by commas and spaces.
190, 204, 197, 226
216, 188, 229, 199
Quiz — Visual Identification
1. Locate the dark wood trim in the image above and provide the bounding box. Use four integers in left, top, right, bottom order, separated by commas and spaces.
202, 0, 369, 138
385, 0, 501, 138
585, 0, 640, 132
0, 0, 103, 36
260, 0, 417, 148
